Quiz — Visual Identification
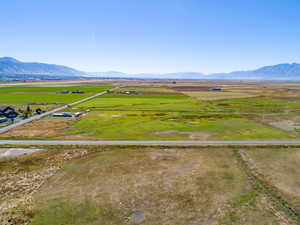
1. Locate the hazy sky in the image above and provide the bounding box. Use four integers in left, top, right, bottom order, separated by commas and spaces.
1, 0, 300, 74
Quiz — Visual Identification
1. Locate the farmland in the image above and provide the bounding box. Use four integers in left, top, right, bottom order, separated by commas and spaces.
2, 80, 300, 224
0, 84, 114, 126
0, 84, 113, 105
1, 145, 300, 224
183, 91, 259, 101
1, 80, 300, 140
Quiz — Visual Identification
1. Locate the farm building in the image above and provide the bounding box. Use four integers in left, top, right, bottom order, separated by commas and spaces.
0, 106, 18, 119
52, 112, 73, 117
211, 88, 222, 91
57, 90, 69, 94
72, 90, 85, 94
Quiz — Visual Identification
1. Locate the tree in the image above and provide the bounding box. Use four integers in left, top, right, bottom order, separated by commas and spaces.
36, 108, 43, 115
24, 105, 32, 119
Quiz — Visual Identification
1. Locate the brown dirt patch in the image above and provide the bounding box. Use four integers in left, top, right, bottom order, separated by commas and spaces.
152, 130, 213, 140
0, 118, 74, 138
188, 132, 213, 139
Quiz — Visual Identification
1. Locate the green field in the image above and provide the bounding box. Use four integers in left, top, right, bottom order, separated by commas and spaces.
183, 91, 259, 101
64, 86, 298, 140
69, 111, 291, 140
0, 85, 113, 105
118, 86, 179, 93
75, 94, 219, 112
2, 84, 300, 141
0, 85, 114, 94
212, 97, 300, 113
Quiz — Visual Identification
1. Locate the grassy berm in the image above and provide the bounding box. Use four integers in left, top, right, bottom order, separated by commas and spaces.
2, 146, 298, 225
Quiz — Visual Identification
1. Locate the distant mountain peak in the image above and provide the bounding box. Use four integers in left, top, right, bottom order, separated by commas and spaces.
210, 62, 300, 81
1, 57, 300, 81
0, 56, 84, 76
0, 57, 20, 63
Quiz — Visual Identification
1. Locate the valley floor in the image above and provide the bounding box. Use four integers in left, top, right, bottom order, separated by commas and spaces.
1, 80, 300, 141
1, 145, 300, 225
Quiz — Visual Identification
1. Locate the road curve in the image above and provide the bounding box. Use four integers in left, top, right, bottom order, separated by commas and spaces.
0, 87, 119, 134
1, 140, 300, 146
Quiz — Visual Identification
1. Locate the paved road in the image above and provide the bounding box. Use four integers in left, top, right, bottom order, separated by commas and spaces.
1, 140, 300, 146
0, 87, 119, 134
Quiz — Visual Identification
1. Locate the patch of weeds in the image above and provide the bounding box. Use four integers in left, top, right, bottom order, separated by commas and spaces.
0, 149, 67, 172
222, 190, 258, 224
232, 190, 258, 208
0, 155, 45, 172
223, 213, 240, 223
30, 198, 131, 225
219, 164, 230, 169
222, 171, 235, 181
0, 210, 30, 225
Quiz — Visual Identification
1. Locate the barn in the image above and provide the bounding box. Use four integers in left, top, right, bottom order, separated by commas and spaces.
211, 88, 222, 91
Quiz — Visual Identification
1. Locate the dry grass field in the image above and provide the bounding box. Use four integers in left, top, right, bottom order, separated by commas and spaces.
246, 148, 300, 211
2, 146, 297, 225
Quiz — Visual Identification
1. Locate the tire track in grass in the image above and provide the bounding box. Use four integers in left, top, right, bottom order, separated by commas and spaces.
233, 149, 300, 224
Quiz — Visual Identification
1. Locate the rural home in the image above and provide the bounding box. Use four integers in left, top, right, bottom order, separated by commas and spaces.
0, 106, 18, 119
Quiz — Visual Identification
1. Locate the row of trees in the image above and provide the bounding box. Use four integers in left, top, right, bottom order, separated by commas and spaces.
18, 105, 44, 119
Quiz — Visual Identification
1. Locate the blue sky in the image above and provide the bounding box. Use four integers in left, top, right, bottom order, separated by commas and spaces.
1, 0, 300, 74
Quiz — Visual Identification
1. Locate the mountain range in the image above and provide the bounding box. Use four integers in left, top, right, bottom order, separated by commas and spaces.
0, 57, 84, 76
1, 57, 300, 81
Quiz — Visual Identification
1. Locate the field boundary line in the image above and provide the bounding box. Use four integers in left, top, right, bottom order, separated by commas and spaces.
0, 87, 119, 134
1, 140, 300, 146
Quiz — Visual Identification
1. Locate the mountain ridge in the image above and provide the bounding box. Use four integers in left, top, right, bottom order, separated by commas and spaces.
1, 57, 300, 81
0, 57, 84, 76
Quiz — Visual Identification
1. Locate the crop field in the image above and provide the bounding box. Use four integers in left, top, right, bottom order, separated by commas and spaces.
1, 81, 300, 140
0, 84, 114, 110
1, 146, 300, 225
0, 84, 114, 94
118, 86, 180, 94
183, 91, 259, 101
74, 94, 218, 112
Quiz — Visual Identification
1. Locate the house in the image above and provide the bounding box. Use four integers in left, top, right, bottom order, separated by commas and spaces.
0, 106, 18, 119
211, 88, 222, 91
57, 90, 69, 94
